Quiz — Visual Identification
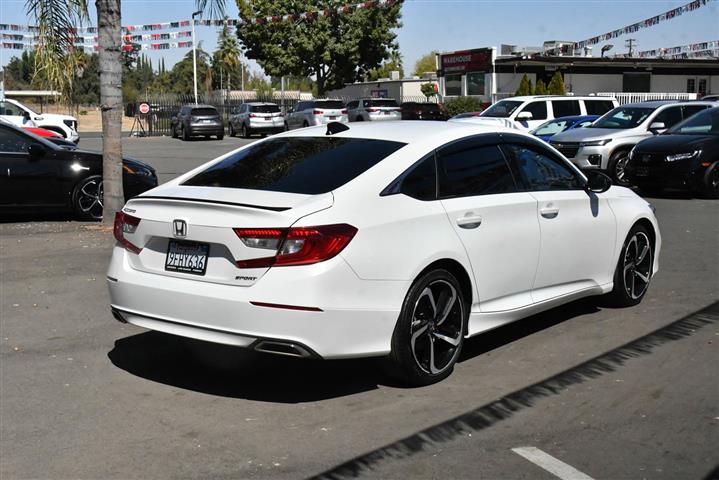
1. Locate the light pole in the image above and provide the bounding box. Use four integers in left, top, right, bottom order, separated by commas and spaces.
191, 10, 202, 104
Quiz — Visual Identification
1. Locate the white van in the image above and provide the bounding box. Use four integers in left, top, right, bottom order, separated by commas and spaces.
450, 95, 619, 131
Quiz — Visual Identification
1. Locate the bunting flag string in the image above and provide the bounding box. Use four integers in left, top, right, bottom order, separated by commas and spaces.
0, 0, 398, 36
636, 40, 719, 58
1, 40, 193, 52
574, 0, 715, 50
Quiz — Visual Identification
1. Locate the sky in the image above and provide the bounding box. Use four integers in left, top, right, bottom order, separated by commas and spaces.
1, 0, 717, 76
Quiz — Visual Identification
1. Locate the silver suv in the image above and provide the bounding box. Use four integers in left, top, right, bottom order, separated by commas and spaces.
285, 100, 347, 130
347, 98, 402, 122
229, 102, 285, 138
550, 100, 715, 184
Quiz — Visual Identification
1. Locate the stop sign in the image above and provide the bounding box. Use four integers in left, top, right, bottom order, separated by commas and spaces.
138, 102, 150, 115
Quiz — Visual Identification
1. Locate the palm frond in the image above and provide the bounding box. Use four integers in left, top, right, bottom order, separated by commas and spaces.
195, 0, 227, 21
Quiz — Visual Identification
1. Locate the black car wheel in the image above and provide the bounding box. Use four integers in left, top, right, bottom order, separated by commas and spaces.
603, 224, 653, 307
388, 269, 466, 386
217, 132, 224, 140
701, 162, 719, 199
608, 150, 631, 186
72, 175, 104, 221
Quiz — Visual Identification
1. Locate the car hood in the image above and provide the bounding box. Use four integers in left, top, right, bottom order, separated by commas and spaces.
36, 112, 77, 122
634, 134, 717, 153
449, 117, 520, 130
551, 127, 627, 142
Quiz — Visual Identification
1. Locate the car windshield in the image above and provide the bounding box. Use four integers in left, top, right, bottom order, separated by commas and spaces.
191, 108, 218, 116
250, 105, 280, 113
313, 101, 344, 110
591, 107, 654, 129
532, 119, 570, 136
481, 100, 523, 118
667, 108, 719, 135
182, 137, 406, 194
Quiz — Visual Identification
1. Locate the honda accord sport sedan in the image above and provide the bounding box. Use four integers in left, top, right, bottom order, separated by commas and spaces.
108, 121, 661, 385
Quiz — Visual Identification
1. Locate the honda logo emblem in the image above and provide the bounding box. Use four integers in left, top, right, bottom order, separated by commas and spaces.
173, 219, 187, 238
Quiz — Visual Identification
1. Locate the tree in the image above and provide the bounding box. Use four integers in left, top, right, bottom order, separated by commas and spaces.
214, 20, 241, 90
366, 58, 404, 81
26, 0, 224, 223
236, 0, 403, 95
515, 74, 533, 96
547, 71, 566, 95
535, 79, 548, 95
170, 47, 212, 95
413, 51, 438, 76
420, 82, 438, 101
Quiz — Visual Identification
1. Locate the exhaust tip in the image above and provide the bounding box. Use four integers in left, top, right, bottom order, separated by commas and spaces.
253, 340, 313, 358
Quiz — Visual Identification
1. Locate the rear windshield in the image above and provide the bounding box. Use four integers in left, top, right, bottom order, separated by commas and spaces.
370, 99, 399, 108
191, 107, 219, 116
250, 104, 280, 113
313, 101, 344, 110
182, 137, 406, 194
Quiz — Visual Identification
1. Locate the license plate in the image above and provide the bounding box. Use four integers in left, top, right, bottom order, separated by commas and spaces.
383, 111, 390, 115
328, 116, 337, 120
202, 119, 211, 124
635, 166, 650, 177
165, 240, 209, 275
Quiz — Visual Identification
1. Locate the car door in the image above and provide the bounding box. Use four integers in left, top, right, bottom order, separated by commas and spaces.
437, 135, 540, 312
501, 136, 617, 303
0, 125, 64, 206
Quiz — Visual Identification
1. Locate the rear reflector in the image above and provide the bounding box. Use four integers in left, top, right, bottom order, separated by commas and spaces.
113, 212, 142, 254
250, 301, 323, 312
234, 223, 357, 268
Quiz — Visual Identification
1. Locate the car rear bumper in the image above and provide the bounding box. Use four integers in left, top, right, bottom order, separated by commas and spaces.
248, 120, 284, 131
368, 114, 402, 122
188, 124, 224, 135
107, 247, 406, 359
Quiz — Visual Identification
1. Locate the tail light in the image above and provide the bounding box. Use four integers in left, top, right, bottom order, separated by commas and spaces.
278, 112, 285, 117
414, 109, 423, 115
368, 108, 379, 113
113, 212, 142, 254
249, 113, 258, 118
313, 110, 324, 115
341, 109, 348, 115
233, 224, 357, 268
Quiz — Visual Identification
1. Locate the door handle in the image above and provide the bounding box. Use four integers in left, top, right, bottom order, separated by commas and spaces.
457, 214, 482, 229
539, 205, 559, 219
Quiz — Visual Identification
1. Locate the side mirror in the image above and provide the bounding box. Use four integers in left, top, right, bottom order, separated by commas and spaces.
585, 171, 612, 194
516, 111, 533, 121
648, 122, 666, 134
28, 144, 46, 159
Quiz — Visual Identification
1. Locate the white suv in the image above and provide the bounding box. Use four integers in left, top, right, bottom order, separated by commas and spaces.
550, 100, 715, 184
347, 98, 402, 122
0, 98, 80, 143
452, 95, 618, 131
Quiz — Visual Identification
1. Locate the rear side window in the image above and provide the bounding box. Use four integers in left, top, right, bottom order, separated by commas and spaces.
585, 100, 616, 115
682, 105, 708, 119
519, 101, 547, 121
313, 101, 344, 110
503, 143, 583, 191
191, 108, 218, 116
183, 137, 406, 194
400, 156, 436, 200
437, 143, 517, 198
250, 104, 280, 113
552, 100, 581, 118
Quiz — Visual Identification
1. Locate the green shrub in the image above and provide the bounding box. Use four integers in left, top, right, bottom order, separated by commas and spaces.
547, 71, 566, 95
79, 110, 88, 115
442, 96, 484, 118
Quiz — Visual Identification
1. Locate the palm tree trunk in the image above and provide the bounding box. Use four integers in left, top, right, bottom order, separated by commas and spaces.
96, 0, 124, 225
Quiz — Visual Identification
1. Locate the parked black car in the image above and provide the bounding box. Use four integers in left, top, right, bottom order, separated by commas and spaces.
400, 102, 446, 121
626, 107, 719, 198
0, 122, 158, 220
170, 104, 224, 140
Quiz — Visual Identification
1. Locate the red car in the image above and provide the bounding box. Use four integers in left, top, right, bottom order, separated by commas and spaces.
23, 126, 62, 138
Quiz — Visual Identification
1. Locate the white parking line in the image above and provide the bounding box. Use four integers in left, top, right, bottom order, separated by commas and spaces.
512, 446, 595, 480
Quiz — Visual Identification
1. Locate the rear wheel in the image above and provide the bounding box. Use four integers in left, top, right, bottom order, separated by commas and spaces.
72, 175, 104, 221
388, 269, 466, 386
700, 162, 719, 199
217, 132, 224, 140
302, 121, 309, 128
604, 224, 653, 307
608, 150, 631, 186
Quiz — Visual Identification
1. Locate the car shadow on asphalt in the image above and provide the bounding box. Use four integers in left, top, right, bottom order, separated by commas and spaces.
107, 298, 600, 403
0, 212, 82, 223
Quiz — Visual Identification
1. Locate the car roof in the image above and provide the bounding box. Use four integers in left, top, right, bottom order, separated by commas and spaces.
621, 100, 716, 108
274, 120, 528, 145
184, 104, 217, 109
500, 95, 617, 102
243, 102, 277, 106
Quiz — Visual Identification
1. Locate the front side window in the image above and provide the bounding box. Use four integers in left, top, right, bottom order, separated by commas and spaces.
519, 101, 547, 121
437, 143, 516, 198
653, 107, 682, 129
0, 127, 35, 153
592, 107, 654, 129
552, 101, 581, 118
503, 143, 583, 191
0, 102, 26, 117
183, 137, 406, 195
445, 74, 462, 96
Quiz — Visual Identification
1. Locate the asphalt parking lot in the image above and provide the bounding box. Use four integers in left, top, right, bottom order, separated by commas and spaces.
1, 136, 718, 479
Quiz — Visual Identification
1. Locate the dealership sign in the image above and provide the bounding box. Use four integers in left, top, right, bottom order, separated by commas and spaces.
440, 48, 492, 74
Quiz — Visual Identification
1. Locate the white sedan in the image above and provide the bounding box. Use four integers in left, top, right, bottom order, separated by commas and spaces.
107, 121, 660, 385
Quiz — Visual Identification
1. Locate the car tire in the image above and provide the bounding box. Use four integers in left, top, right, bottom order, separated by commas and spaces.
229, 123, 235, 137
387, 268, 466, 386
284, 122, 289, 131
603, 224, 653, 307
700, 162, 719, 199
355, 116, 363, 122
217, 133, 224, 140
608, 150, 631, 186
71, 175, 104, 221
302, 121, 309, 128
241, 123, 250, 138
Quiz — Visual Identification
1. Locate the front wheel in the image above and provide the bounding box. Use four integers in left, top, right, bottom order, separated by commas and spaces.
608, 150, 631, 186
388, 269, 466, 386
603, 224, 653, 307
72, 175, 104, 221
700, 162, 719, 199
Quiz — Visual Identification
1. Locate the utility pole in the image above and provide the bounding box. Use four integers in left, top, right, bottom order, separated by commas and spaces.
191, 10, 202, 104
625, 38, 637, 57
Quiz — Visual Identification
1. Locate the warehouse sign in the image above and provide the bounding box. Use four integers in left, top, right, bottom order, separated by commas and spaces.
440, 48, 492, 74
